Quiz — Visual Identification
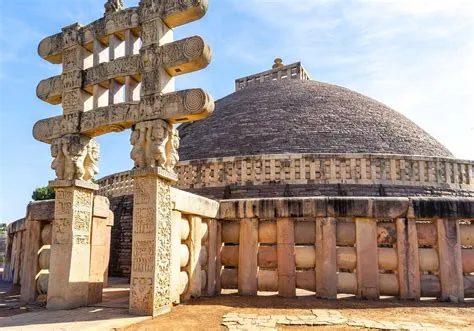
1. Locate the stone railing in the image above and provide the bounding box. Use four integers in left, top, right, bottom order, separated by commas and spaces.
3, 200, 56, 302
2, 217, 27, 284
234, 61, 310, 91
214, 197, 474, 301
97, 170, 134, 197
177, 154, 474, 189
169, 188, 220, 303
4, 198, 114, 305
9, 194, 473, 304
96, 154, 474, 197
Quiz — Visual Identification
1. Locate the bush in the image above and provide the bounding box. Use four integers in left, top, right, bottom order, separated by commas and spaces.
32, 186, 55, 201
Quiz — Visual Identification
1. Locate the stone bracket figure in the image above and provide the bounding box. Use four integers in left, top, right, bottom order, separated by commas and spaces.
166, 128, 180, 172
130, 120, 180, 174
51, 134, 100, 182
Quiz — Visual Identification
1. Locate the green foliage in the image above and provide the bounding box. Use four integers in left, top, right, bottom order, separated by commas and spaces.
32, 186, 55, 201
0, 223, 6, 234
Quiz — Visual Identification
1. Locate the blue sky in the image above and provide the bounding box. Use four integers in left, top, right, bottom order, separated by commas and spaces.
1, 0, 473, 222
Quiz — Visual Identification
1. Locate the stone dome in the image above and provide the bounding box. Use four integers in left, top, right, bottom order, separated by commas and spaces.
179, 79, 453, 160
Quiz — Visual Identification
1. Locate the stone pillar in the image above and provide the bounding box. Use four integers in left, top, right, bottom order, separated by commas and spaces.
238, 218, 258, 296
396, 218, 420, 300
129, 170, 175, 316
182, 215, 202, 300
20, 218, 42, 303
277, 218, 296, 297
315, 217, 337, 299
47, 180, 97, 310
355, 218, 380, 299
88, 196, 113, 305
436, 219, 464, 302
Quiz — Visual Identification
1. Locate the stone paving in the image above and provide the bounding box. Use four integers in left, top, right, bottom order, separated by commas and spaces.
0, 306, 150, 331
0, 277, 150, 331
222, 309, 439, 330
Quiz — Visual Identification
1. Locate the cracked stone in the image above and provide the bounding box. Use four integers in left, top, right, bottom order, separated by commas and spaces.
299, 315, 316, 320
259, 322, 276, 328
286, 316, 299, 321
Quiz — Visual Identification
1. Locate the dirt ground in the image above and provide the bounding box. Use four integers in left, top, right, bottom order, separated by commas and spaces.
124, 293, 474, 331
2, 276, 473, 330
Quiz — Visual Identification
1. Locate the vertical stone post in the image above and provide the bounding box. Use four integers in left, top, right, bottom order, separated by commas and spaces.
277, 218, 296, 297
315, 217, 337, 299
238, 218, 258, 296
47, 180, 97, 310
355, 218, 380, 299
103, 210, 114, 288
128, 5, 176, 315
206, 219, 218, 296
20, 217, 42, 303
182, 215, 202, 300
396, 218, 420, 300
170, 210, 182, 304
436, 218, 464, 302
88, 196, 113, 305
129, 167, 175, 316
215, 221, 223, 294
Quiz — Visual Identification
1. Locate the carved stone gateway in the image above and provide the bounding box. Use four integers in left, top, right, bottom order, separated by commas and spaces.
34, 0, 213, 315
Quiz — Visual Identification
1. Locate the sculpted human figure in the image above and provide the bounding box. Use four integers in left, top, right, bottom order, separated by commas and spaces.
149, 124, 168, 169
62, 135, 89, 180
84, 139, 100, 181
130, 128, 146, 169
51, 138, 65, 179
166, 128, 180, 171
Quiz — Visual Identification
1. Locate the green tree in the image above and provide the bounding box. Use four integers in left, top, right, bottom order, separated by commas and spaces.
32, 186, 55, 201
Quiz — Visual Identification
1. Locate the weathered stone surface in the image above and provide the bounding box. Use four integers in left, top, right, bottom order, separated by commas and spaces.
170, 188, 219, 219
238, 218, 258, 295
96, 153, 474, 199
105, 0, 124, 16
140, 0, 209, 28
50, 134, 99, 181
38, 1, 208, 63
409, 197, 474, 219
218, 197, 474, 220
47, 184, 95, 310
315, 218, 337, 298
34, 89, 214, 143
37, 36, 211, 105
179, 79, 455, 160
129, 175, 173, 316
